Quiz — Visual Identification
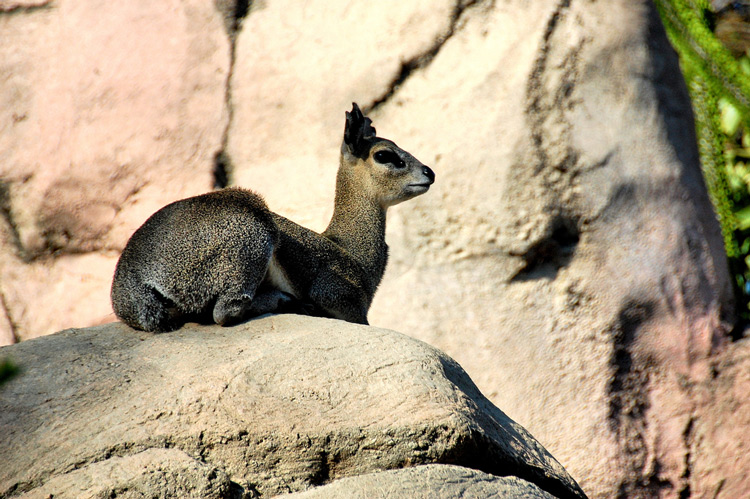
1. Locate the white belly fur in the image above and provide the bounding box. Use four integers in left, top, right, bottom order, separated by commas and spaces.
265, 253, 297, 297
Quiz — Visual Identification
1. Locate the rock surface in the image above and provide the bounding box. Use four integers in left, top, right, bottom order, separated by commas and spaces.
277, 464, 556, 499
0, 0, 747, 497
0, 0, 229, 340
226, 1, 742, 495
0, 315, 586, 499
20, 449, 234, 499
686, 338, 750, 499
361, 2, 738, 495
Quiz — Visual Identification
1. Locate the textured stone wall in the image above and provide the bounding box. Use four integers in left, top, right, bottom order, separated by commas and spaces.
1, 1, 748, 497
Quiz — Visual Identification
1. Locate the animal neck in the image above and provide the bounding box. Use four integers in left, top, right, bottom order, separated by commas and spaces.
323, 168, 388, 282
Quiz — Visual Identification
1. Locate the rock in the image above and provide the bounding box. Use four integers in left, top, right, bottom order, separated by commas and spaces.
20, 449, 234, 499
276, 464, 556, 499
0, 315, 586, 499
0, 0, 229, 341
687, 338, 750, 498
0, 0, 50, 11
0, 0, 745, 496
361, 3, 738, 495
220, 0, 738, 495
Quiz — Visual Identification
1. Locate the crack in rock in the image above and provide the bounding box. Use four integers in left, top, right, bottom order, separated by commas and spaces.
214, 0, 250, 39
213, 150, 232, 189
606, 299, 673, 498
365, 0, 491, 114
678, 416, 694, 499
509, 214, 580, 282
525, 0, 583, 174
504, 0, 595, 281
0, 289, 18, 344
0, 181, 26, 262
212, 0, 252, 189
0, 0, 52, 14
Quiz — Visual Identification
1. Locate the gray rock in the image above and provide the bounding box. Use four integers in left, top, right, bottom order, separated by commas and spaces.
276, 464, 556, 499
0, 316, 586, 499
20, 449, 233, 499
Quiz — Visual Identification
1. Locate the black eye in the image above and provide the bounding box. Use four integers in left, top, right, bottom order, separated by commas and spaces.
373, 150, 405, 168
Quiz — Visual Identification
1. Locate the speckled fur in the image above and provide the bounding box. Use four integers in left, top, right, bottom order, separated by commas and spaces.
111, 104, 434, 332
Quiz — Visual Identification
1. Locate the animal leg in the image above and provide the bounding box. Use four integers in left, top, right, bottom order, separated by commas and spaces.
129, 284, 184, 333
308, 277, 369, 325
247, 289, 320, 317
212, 245, 276, 327
212, 292, 255, 326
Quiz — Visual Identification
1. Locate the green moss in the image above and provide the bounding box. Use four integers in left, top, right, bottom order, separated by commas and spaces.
655, 0, 750, 321
0, 358, 20, 387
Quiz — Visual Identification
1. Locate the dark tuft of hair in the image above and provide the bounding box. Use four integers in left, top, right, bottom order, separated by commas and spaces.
344, 103, 377, 159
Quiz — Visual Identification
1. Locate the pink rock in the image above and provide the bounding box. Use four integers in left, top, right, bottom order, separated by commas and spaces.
0, 0, 230, 341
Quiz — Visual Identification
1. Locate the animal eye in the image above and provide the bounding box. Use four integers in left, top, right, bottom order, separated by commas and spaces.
373, 150, 405, 168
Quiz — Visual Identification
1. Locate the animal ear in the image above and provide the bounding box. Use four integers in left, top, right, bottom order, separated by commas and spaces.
344, 103, 376, 159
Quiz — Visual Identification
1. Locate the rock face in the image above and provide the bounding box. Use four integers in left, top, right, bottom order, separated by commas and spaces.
362, 2, 739, 496
0, 316, 585, 499
0, 0, 747, 497
279, 464, 557, 499
685, 338, 750, 499
0, 0, 229, 341
18, 449, 235, 499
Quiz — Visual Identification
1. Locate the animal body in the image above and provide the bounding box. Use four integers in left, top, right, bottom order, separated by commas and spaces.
111, 103, 435, 332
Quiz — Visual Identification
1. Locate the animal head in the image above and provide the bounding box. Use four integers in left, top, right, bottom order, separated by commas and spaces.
340, 103, 435, 208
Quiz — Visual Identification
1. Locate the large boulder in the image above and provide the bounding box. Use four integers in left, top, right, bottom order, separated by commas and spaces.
0, 315, 586, 499
0, 0, 229, 341
225, 1, 740, 496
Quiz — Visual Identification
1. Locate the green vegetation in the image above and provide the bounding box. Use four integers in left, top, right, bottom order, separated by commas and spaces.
655, 0, 750, 322
0, 358, 20, 387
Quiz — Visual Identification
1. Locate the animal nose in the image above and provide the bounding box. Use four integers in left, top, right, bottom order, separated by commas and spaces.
423, 166, 435, 184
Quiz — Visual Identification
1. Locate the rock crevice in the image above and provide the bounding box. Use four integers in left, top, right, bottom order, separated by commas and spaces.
366, 0, 492, 114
